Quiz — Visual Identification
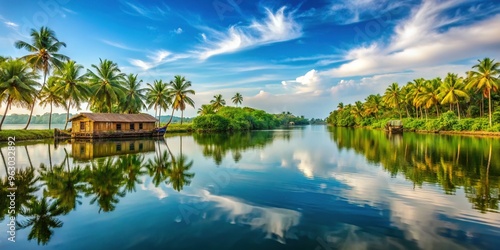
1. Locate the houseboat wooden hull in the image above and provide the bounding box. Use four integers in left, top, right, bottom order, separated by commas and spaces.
385, 120, 404, 134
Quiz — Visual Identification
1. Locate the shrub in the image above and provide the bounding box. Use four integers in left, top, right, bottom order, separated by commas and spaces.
192, 115, 229, 131
452, 118, 475, 131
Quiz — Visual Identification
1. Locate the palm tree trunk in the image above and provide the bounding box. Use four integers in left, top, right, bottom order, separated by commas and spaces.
425, 107, 428, 121
488, 90, 492, 127
166, 108, 175, 127
435, 103, 440, 117
158, 108, 162, 127
1, 149, 8, 175
405, 106, 410, 118
457, 102, 461, 120
481, 94, 484, 117
0, 98, 11, 131
24, 71, 47, 130
48, 144, 53, 170
64, 100, 71, 130
181, 110, 184, 125
49, 102, 53, 130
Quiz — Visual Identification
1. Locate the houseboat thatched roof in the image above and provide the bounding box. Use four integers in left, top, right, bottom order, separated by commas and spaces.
69, 113, 158, 123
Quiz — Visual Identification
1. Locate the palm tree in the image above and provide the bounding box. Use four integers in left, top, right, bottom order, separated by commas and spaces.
168, 75, 195, 125
363, 94, 382, 118
382, 82, 402, 119
337, 102, 344, 111
231, 92, 243, 106
439, 73, 470, 119
0, 59, 40, 130
146, 80, 169, 126
197, 104, 215, 115
53, 60, 89, 129
121, 74, 146, 114
39, 77, 63, 129
145, 150, 172, 187
407, 78, 426, 118
466, 58, 500, 126
417, 78, 442, 117
210, 94, 226, 112
117, 154, 146, 193
87, 59, 126, 113
350, 101, 364, 119
15, 26, 68, 130
17, 197, 65, 245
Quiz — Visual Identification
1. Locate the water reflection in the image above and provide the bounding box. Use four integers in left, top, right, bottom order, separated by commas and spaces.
0, 137, 194, 245
327, 127, 500, 213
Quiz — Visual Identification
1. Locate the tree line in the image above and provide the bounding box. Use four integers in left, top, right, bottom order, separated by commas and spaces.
327, 58, 500, 131
0, 26, 196, 131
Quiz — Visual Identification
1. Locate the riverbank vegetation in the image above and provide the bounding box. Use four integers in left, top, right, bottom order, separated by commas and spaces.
0, 129, 53, 141
327, 58, 500, 132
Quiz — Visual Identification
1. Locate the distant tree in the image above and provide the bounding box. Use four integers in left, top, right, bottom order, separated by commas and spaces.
231, 92, 243, 106
197, 104, 215, 115
15, 26, 68, 129
0, 59, 40, 130
210, 94, 226, 112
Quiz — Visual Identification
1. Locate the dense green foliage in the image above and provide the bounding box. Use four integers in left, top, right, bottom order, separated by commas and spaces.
327, 58, 500, 132
193, 107, 280, 131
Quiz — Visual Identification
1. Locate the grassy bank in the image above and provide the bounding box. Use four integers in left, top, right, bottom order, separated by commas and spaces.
164, 123, 193, 133
0, 129, 54, 141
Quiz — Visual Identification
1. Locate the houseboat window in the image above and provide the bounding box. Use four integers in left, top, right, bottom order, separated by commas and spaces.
129, 143, 135, 151
139, 123, 143, 130
116, 143, 122, 151
116, 124, 122, 130
130, 123, 135, 130
139, 143, 143, 150
80, 122, 85, 131
80, 145, 85, 154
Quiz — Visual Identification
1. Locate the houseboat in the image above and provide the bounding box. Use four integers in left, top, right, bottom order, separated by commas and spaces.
72, 139, 156, 161
68, 113, 166, 139
385, 120, 404, 134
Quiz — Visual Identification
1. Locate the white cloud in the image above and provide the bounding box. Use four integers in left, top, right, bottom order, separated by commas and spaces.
173, 27, 183, 34
328, 0, 409, 24
200, 33, 207, 41
281, 69, 324, 95
4, 21, 18, 28
197, 6, 302, 60
327, 0, 500, 77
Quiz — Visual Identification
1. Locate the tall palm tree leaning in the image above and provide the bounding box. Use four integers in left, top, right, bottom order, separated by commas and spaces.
15, 26, 68, 130
53, 60, 89, 130
231, 92, 243, 107
87, 59, 126, 113
466, 58, 500, 127
146, 80, 169, 127
39, 77, 63, 129
168, 75, 195, 125
0, 59, 40, 130
210, 94, 226, 112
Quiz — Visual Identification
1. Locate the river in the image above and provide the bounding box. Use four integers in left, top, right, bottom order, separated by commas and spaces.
0, 125, 498, 249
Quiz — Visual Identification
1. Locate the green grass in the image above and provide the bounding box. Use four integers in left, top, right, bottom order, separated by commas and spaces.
0, 129, 54, 141
164, 123, 193, 133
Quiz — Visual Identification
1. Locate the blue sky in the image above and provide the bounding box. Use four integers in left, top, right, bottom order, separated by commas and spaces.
1, 0, 500, 118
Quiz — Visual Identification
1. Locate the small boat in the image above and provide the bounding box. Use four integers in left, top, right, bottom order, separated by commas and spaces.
152, 126, 167, 136
385, 120, 403, 134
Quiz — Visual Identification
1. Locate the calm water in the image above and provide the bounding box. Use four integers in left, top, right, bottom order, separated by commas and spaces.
0, 126, 499, 249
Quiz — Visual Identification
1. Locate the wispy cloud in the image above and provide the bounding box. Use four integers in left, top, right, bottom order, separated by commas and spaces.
197, 6, 302, 60
327, 0, 413, 24
121, 1, 170, 20
101, 39, 143, 52
327, 0, 500, 77
129, 50, 190, 71
0, 16, 18, 30
173, 27, 183, 34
